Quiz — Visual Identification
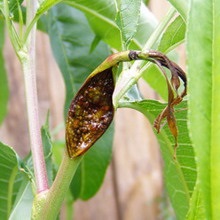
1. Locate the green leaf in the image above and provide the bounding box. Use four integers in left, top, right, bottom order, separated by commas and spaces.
187, 0, 220, 219
116, 0, 141, 47
0, 0, 23, 13
167, 0, 189, 21
51, 140, 64, 166
41, 114, 53, 186
48, 4, 113, 200
9, 181, 33, 220
118, 83, 143, 103
36, 0, 62, 18
70, 125, 113, 200
89, 35, 101, 53
120, 100, 196, 219
186, 182, 205, 220
66, 0, 157, 50
142, 64, 168, 100
9, 0, 24, 12
158, 15, 186, 53
0, 142, 21, 219
0, 21, 9, 125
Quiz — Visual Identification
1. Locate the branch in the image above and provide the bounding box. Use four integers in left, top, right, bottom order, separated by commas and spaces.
22, 0, 49, 193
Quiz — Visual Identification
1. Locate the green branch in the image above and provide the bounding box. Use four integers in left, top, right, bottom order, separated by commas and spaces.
32, 151, 82, 219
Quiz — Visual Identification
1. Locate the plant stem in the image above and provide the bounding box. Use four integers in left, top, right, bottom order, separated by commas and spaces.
22, 0, 49, 192
3, 0, 21, 53
65, 192, 75, 220
22, 57, 49, 192
36, 151, 82, 220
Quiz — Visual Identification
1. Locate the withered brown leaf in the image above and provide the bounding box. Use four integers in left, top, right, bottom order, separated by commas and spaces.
148, 51, 187, 158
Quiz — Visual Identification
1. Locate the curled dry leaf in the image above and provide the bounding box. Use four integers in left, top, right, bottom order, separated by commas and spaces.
66, 68, 114, 158
127, 51, 187, 155
148, 51, 187, 158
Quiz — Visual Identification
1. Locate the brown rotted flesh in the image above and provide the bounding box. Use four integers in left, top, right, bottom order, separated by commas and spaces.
66, 68, 114, 158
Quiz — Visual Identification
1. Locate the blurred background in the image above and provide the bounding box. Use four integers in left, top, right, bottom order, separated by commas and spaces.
0, 0, 185, 219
